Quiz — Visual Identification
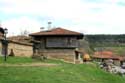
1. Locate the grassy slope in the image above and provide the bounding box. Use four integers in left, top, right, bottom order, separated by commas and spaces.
94, 47, 125, 56
0, 57, 125, 83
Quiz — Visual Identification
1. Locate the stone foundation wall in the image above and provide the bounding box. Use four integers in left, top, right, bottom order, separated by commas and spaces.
35, 49, 75, 63
8, 42, 33, 57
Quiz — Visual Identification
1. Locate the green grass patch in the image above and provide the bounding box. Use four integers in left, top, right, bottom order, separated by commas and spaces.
0, 56, 39, 64
0, 57, 125, 83
0, 56, 64, 64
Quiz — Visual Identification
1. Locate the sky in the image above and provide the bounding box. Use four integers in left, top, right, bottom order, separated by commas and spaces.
0, 0, 125, 36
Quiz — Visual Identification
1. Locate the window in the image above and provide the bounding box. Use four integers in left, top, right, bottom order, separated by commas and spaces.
46, 37, 77, 48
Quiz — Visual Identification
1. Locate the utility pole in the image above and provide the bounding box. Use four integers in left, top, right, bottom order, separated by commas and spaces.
4, 28, 8, 61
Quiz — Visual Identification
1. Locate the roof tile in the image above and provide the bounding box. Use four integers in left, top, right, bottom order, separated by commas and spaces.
29, 27, 83, 36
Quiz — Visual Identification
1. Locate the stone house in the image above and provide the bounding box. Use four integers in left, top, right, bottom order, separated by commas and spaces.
7, 36, 33, 57
93, 51, 125, 66
29, 27, 84, 63
0, 27, 33, 57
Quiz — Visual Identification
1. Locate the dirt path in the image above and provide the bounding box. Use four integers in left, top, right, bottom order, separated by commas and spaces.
0, 63, 58, 67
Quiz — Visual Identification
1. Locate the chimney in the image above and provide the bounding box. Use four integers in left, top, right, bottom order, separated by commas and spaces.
40, 27, 44, 31
48, 22, 52, 30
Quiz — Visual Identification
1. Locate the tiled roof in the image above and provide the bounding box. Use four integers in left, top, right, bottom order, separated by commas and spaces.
93, 51, 125, 61
93, 55, 125, 61
92, 55, 120, 60
29, 28, 83, 38
118, 56, 125, 61
7, 36, 32, 46
94, 51, 113, 56
7, 36, 30, 41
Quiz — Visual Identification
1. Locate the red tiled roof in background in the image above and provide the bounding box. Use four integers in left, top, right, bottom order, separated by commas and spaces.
93, 51, 125, 61
29, 28, 83, 38
118, 56, 125, 61
93, 55, 120, 60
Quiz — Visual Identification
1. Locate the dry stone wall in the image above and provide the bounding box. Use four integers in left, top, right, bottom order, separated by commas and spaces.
8, 42, 33, 57
35, 49, 75, 62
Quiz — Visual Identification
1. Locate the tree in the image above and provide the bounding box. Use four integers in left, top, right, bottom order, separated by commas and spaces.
20, 29, 29, 36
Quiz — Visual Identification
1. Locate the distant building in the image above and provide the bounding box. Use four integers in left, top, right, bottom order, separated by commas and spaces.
0, 26, 33, 57
29, 28, 84, 63
93, 51, 125, 66
7, 36, 33, 57
93, 51, 120, 61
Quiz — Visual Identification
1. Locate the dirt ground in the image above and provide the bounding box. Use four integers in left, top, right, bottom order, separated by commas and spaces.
0, 63, 58, 67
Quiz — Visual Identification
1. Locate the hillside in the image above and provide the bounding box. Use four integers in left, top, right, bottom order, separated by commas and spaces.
83, 35, 125, 55
86, 34, 125, 47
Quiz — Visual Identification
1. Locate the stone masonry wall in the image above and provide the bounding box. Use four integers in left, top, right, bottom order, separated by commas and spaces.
37, 49, 75, 63
8, 42, 33, 57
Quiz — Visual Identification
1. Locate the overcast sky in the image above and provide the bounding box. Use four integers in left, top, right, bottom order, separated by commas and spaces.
0, 0, 125, 36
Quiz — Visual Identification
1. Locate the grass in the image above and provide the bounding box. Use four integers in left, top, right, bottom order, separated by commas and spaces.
0, 56, 125, 83
95, 46, 125, 56
0, 56, 38, 64
0, 56, 64, 64
104, 47, 125, 56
